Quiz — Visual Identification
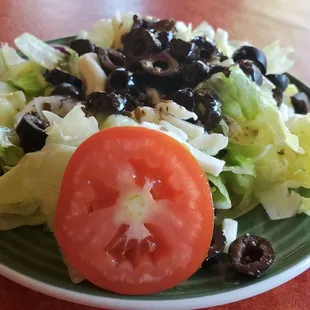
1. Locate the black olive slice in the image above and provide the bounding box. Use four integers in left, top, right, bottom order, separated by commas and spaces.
172, 88, 195, 112
131, 15, 158, 30
266, 74, 290, 92
51, 83, 85, 99
122, 28, 161, 60
180, 61, 210, 88
105, 68, 136, 94
191, 36, 220, 62
233, 46, 267, 75
291, 92, 310, 114
168, 38, 199, 62
237, 60, 263, 86
228, 235, 276, 277
158, 31, 173, 50
140, 52, 179, 76
16, 114, 48, 153
97, 48, 127, 74
124, 91, 149, 110
137, 52, 179, 90
272, 87, 283, 106
69, 39, 95, 56
207, 65, 231, 79
85, 91, 128, 115
204, 225, 227, 265
44, 68, 83, 88
153, 19, 176, 32
194, 89, 222, 131
131, 15, 175, 32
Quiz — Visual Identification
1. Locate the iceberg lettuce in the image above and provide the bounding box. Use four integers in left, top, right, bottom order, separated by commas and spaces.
5, 61, 47, 97
0, 127, 24, 173
197, 65, 310, 220
15, 33, 65, 70
263, 40, 294, 75
0, 43, 25, 77
0, 106, 99, 231
207, 173, 231, 210
0, 91, 26, 127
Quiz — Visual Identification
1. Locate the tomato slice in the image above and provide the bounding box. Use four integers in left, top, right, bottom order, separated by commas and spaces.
55, 126, 214, 295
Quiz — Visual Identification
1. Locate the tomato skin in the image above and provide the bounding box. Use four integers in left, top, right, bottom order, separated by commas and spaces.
55, 126, 214, 295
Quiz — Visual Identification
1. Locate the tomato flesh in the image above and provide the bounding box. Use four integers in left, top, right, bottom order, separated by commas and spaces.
55, 127, 214, 295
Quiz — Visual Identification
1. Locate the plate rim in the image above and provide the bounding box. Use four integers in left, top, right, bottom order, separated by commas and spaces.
0, 254, 309, 309
1, 36, 310, 309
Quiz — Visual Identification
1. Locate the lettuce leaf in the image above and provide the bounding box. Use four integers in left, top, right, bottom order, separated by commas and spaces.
14, 33, 65, 70
207, 173, 231, 210
197, 65, 310, 221
214, 28, 235, 58
263, 41, 294, 75
0, 43, 25, 77
56, 46, 79, 77
0, 143, 75, 230
259, 182, 301, 219
0, 91, 26, 127
5, 61, 47, 97
0, 106, 99, 231
0, 82, 18, 93
299, 196, 310, 216
0, 127, 24, 173
0, 209, 45, 230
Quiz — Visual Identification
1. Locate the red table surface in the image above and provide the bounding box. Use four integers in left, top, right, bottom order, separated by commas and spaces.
0, 0, 309, 309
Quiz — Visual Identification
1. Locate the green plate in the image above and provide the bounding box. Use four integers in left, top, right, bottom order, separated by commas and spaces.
0, 37, 309, 310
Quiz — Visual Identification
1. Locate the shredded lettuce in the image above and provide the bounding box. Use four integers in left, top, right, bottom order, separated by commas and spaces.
214, 28, 235, 58
0, 127, 24, 173
263, 40, 294, 75
0, 43, 25, 77
83, 12, 136, 49
189, 133, 228, 156
197, 65, 310, 221
259, 182, 301, 219
197, 66, 302, 153
0, 91, 26, 127
86, 19, 114, 49
222, 218, 238, 253
14, 33, 65, 70
0, 82, 18, 93
112, 12, 138, 49
43, 105, 99, 146
175, 21, 215, 42
0, 106, 99, 231
0, 143, 75, 230
299, 196, 310, 216
223, 143, 256, 177
5, 61, 47, 97
56, 46, 79, 77
207, 173, 231, 210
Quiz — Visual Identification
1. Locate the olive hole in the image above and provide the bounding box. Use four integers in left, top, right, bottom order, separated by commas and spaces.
109, 53, 125, 66
241, 246, 264, 264
198, 102, 207, 114
109, 71, 128, 90
42, 102, 52, 112
153, 61, 169, 70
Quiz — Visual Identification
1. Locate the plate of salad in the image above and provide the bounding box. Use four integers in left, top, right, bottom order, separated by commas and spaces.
0, 12, 309, 310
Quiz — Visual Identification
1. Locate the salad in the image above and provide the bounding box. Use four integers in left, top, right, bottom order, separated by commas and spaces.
0, 12, 309, 295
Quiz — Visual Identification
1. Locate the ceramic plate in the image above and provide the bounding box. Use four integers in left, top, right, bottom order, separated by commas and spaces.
0, 37, 309, 310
